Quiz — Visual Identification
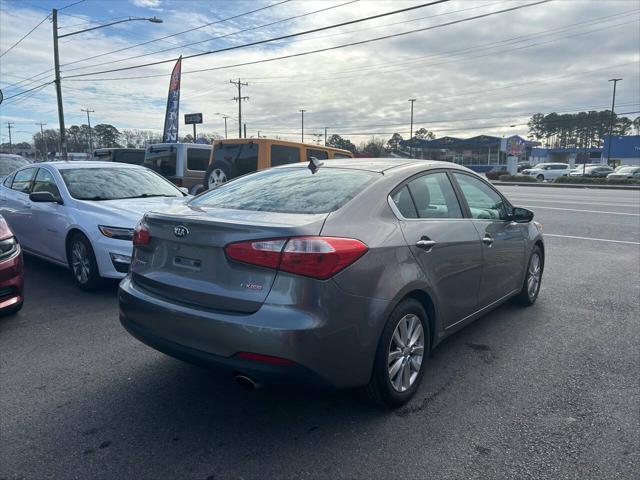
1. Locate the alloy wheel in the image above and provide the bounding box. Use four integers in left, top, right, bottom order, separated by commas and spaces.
527, 252, 542, 299
71, 241, 90, 284
209, 169, 227, 187
387, 313, 424, 392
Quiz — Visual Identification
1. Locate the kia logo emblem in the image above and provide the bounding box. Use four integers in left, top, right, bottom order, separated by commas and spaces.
173, 225, 189, 238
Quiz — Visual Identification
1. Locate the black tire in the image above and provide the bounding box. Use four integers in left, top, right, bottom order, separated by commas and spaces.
67, 233, 102, 291
363, 298, 431, 408
536, 174, 544, 182
203, 160, 237, 189
514, 245, 543, 306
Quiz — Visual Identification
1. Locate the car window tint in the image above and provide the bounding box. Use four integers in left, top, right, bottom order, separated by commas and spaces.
32, 169, 61, 198
453, 172, 509, 220
390, 186, 418, 218
118, 151, 144, 165
214, 143, 259, 176
333, 153, 352, 159
270, 145, 300, 166
143, 148, 177, 177
11, 167, 36, 193
191, 167, 378, 214
186, 148, 210, 171
406, 172, 462, 219
307, 149, 329, 160
3, 174, 14, 187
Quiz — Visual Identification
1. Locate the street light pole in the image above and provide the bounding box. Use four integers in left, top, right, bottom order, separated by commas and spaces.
300, 109, 306, 143
52, 12, 162, 160
81, 108, 94, 152
408, 98, 416, 158
606, 78, 622, 166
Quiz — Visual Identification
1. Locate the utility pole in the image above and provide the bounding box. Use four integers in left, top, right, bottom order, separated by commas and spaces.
244, 124, 247, 138
324, 127, 328, 146
223, 116, 228, 139
230, 79, 248, 138
81, 107, 94, 152
52, 9, 67, 159
5, 122, 14, 153
606, 78, 622, 166
408, 98, 416, 158
299, 109, 306, 143
36, 122, 47, 160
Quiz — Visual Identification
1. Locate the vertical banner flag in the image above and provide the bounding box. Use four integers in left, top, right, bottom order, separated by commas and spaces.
162, 56, 182, 143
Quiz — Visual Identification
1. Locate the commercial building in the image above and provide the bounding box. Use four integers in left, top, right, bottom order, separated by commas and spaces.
602, 135, 640, 166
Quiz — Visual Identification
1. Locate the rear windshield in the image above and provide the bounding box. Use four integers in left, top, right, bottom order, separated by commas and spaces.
0, 156, 30, 175
191, 167, 378, 214
60, 167, 182, 201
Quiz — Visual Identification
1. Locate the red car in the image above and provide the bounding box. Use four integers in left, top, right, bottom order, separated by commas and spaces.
0, 215, 23, 315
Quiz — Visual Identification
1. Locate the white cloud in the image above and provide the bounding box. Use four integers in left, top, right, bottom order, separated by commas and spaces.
132, 0, 162, 7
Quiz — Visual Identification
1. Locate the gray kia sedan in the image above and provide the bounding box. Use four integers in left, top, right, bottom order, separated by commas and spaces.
119, 159, 544, 407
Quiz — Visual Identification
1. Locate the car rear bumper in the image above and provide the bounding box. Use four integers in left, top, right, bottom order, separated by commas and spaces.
118, 275, 391, 388
0, 249, 24, 312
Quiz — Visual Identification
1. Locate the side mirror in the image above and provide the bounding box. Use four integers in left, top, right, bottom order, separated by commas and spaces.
512, 207, 534, 223
29, 191, 62, 204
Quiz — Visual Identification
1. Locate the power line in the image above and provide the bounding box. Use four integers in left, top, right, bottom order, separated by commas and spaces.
63, 1, 555, 81
61, 0, 359, 74
62, 0, 456, 78
0, 13, 50, 58
1, 81, 55, 101
59, 0, 87, 11
58, 0, 292, 69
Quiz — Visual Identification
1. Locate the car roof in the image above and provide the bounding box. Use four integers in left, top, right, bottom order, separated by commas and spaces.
40, 161, 144, 170
273, 158, 467, 173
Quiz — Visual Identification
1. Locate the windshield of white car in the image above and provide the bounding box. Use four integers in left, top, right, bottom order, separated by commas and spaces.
60, 167, 183, 201
0, 156, 30, 175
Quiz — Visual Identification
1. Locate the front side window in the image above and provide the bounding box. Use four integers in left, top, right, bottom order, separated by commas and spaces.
11, 167, 36, 193
60, 167, 182, 201
186, 148, 211, 171
452, 172, 509, 220
406, 172, 462, 219
191, 167, 378, 214
270, 145, 300, 166
32, 169, 61, 198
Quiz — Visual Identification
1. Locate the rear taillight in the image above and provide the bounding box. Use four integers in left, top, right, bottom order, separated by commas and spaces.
132, 222, 151, 247
225, 236, 367, 280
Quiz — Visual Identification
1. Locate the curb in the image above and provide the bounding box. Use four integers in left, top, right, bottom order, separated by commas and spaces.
490, 181, 640, 190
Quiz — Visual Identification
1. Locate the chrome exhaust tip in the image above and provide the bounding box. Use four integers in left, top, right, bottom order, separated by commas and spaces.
234, 374, 262, 390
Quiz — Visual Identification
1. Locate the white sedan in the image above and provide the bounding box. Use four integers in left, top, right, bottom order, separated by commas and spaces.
521, 163, 571, 181
0, 161, 188, 290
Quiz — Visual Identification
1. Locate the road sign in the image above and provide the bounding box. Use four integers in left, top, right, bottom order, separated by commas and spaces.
184, 113, 203, 124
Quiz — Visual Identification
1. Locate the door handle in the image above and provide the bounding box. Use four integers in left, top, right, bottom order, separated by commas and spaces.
416, 239, 437, 252
482, 234, 493, 247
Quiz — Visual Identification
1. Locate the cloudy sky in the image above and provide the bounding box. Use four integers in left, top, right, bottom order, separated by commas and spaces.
0, 0, 638, 146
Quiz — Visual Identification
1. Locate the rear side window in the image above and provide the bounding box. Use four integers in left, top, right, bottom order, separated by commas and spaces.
390, 186, 418, 218
117, 151, 144, 165
190, 168, 378, 214
271, 145, 300, 166
406, 172, 462, 219
143, 148, 177, 177
214, 143, 259, 176
186, 148, 210, 171
307, 149, 329, 160
11, 167, 36, 193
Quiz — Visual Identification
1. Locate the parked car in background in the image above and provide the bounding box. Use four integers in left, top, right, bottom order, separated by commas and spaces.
522, 163, 570, 181
614, 164, 636, 172
0, 215, 24, 316
569, 163, 601, 176
203, 138, 354, 190
0, 154, 31, 181
607, 166, 640, 180
120, 159, 544, 408
0, 162, 188, 290
93, 148, 145, 165
53, 152, 91, 161
142, 143, 212, 195
582, 165, 614, 178
517, 162, 531, 172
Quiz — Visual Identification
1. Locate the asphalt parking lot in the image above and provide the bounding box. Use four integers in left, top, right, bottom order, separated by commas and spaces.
1, 185, 638, 480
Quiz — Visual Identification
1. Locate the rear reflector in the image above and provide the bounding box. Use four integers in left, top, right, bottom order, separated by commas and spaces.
133, 222, 151, 247
225, 236, 367, 280
235, 352, 297, 366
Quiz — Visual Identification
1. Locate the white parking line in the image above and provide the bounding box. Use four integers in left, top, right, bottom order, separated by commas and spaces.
508, 198, 639, 208
545, 234, 640, 245
522, 205, 640, 216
